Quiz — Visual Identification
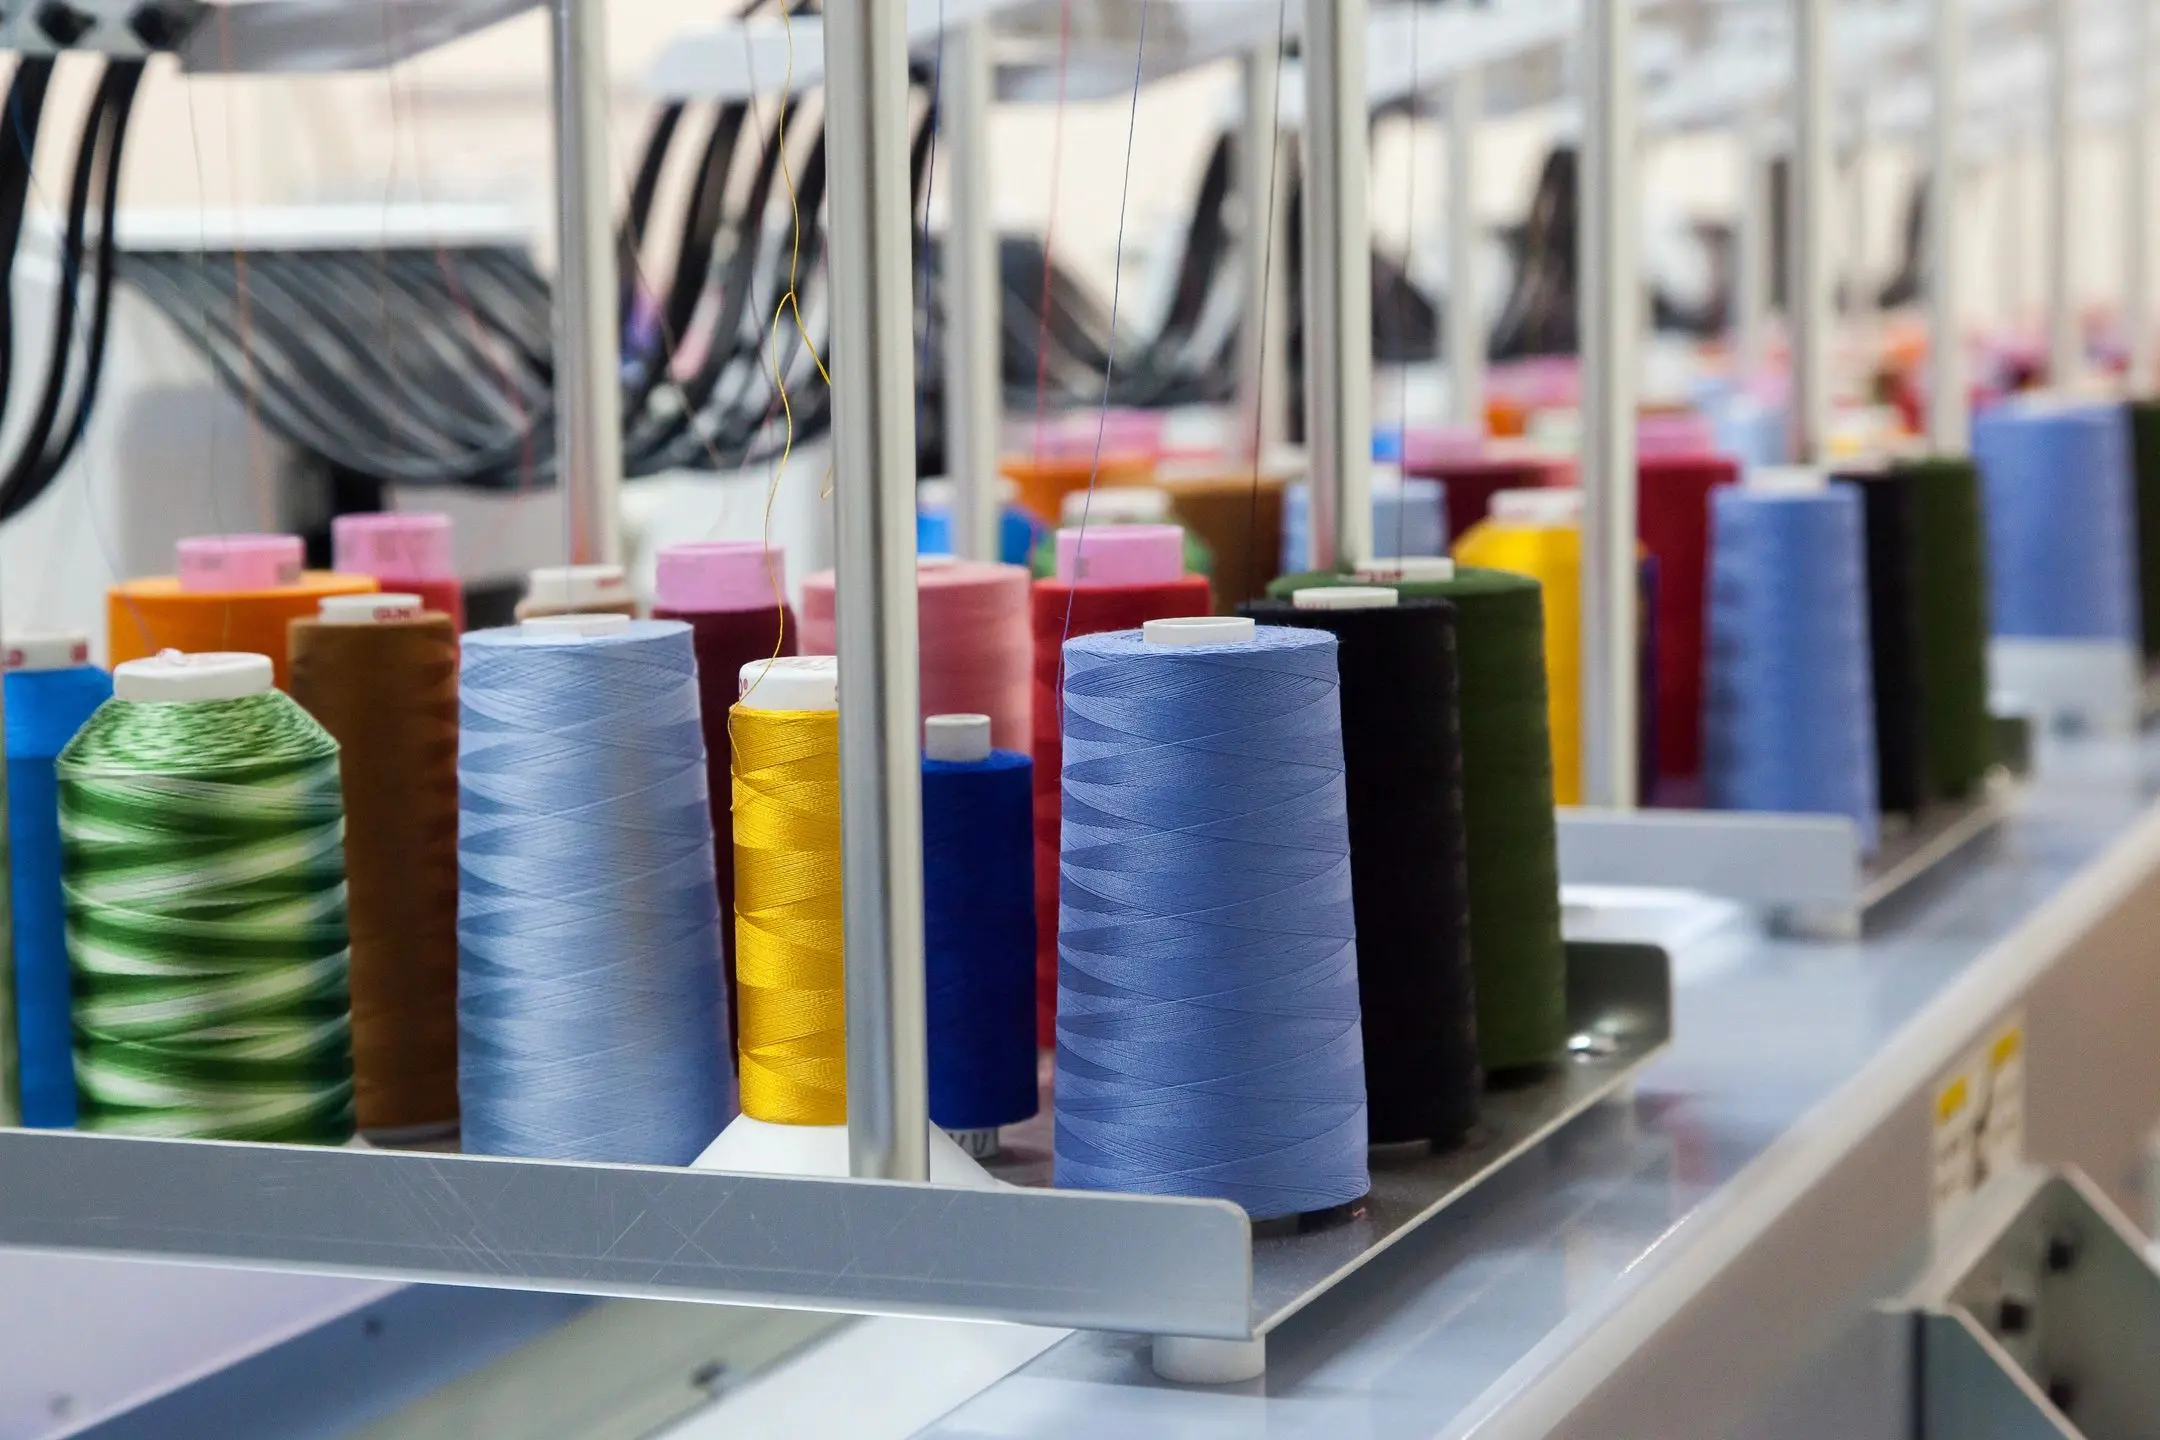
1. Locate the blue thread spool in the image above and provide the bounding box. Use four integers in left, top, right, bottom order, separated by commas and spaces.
457, 613, 732, 1163
4, 634, 111, 1127
1282, 473, 1450, 574
1702, 473, 1881, 853
922, 714, 1037, 1154
919, 478, 1045, 567
1054, 617, 1369, 1221
1711, 394, 1790, 468
1973, 398, 2140, 644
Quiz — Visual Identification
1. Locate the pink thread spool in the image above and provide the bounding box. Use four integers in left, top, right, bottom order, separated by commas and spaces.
332, 513, 464, 630
655, 540, 786, 614
176, 534, 304, 593
799, 558, 1032, 752
1054, 523, 1185, 586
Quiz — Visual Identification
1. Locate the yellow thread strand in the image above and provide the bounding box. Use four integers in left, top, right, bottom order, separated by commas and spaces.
1454, 520, 1584, 806
729, 705, 846, 1125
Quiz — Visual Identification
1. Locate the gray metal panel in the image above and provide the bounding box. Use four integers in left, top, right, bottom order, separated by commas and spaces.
0, 1134, 1253, 1339
1556, 806, 1862, 905
1919, 1313, 2079, 1440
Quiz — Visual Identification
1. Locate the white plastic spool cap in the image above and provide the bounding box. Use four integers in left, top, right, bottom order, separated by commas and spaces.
917, 477, 956, 510
918, 554, 958, 571
1143, 616, 1256, 647
1746, 465, 1831, 496
739, 654, 839, 712
525, 563, 629, 609
522, 613, 632, 641
1292, 586, 1399, 611
1356, 556, 1455, 584
1490, 488, 1585, 527
114, 650, 273, 702
3, 632, 90, 671
1061, 485, 1170, 525
925, 713, 993, 763
319, 593, 423, 626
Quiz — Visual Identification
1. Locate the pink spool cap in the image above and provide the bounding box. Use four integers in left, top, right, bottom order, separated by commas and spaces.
655, 541, 787, 614
1055, 524, 1185, 585
333, 512, 455, 582
176, 534, 304, 593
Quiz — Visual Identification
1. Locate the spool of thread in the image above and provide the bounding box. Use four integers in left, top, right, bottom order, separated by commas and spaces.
916, 477, 1043, 566
731, 655, 845, 1126
1974, 399, 2140, 644
1030, 548, 1212, 1045
922, 713, 1037, 1153
457, 615, 731, 1163
1001, 452, 1155, 529
1893, 456, 1994, 801
1055, 619, 1369, 1219
1270, 562, 1566, 1073
1404, 445, 1571, 541
1701, 475, 1881, 853
3, 634, 110, 1128
1238, 591, 1478, 1148
1638, 450, 1741, 786
332, 512, 466, 632
58, 651, 355, 1141
799, 559, 1032, 753
1454, 488, 1585, 806
1157, 471, 1286, 609
109, 536, 379, 691
1030, 488, 1214, 580
517, 564, 638, 621
652, 541, 796, 1064
289, 594, 460, 1139
1836, 469, 1931, 816
1280, 473, 1450, 575
2125, 400, 2160, 660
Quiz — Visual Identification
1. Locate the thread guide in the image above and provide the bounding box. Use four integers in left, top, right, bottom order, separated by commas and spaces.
0, 939, 1667, 1341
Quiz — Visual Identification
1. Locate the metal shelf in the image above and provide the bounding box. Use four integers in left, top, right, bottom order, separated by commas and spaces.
0, 941, 1665, 1347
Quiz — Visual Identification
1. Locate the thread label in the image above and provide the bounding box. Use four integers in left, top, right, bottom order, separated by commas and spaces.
1931, 1012, 2026, 1235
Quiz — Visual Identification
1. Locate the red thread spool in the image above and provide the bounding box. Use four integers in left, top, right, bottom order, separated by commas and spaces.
800, 558, 1033, 753
1030, 540, 1212, 1046
652, 541, 796, 1064
1637, 449, 1739, 789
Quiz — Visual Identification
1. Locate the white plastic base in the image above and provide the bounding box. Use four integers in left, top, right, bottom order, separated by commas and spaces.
692, 1116, 1001, 1189
1151, 1334, 1266, 1384
1990, 638, 2141, 738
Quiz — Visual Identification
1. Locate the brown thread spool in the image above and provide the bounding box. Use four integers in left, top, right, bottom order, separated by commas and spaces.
1157, 469, 1287, 610
514, 564, 641, 621
288, 593, 460, 1139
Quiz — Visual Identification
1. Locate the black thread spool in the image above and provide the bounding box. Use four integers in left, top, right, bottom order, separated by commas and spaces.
1837, 468, 1929, 817
1240, 589, 1478, 1148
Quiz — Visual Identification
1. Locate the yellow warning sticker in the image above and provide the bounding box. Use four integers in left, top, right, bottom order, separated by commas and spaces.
1932, 1012, 2027, 1235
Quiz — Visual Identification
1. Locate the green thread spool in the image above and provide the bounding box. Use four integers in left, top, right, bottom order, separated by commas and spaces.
1271, 561, 1567, 1072
1893, 456, 1994, 801
58, 651, 355, 1142
2124, 400, 2160, 662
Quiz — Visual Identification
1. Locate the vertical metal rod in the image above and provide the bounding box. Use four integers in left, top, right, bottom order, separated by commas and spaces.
1845, 101, 1871, 341
2005, 139, 2028, 328
1929, 0, 1969, 454
1301, 0, 1374, 570
2128, 0, 2154, 391
1790, 0, 1833, 463
1735, 101, 1772, 386
1237, 43, 1288, 459
2047, 0, 2079, 386
944, 19, 1001, 562
825, 0, 930, 1184
1448, 66, 1485, 431
549, 0, 623, 565
1579, 0, 1640, 811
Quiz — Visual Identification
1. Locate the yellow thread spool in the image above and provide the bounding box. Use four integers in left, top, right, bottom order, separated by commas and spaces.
730, 657, 846, 1125
1454, 490, 1585, 806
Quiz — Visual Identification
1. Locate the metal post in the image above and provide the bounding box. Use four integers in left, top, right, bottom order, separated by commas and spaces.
549, 0, 623, 565
944, 19, 1001, 562
2047, 0, 2079, 386
1929, 0, 1969, 454
1735, 101, 1772, 386
1846, 100, 1871, 339
824, 0, 931, 1184
2128, 0, 2154, 391
1301, 0, 1374, 570
1237, 43, 1288, 459
1448, 65, 1486, 431
1790, 0, 1833, 463
1580, 0, 1639, 811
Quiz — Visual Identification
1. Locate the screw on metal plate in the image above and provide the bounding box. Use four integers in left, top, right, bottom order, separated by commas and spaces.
1568, 1025, 1626, 1061
2046, 1230, 2081, 1273
2046, 1376, 2077, 1414
690, 1360, 729, 1393
1996, 1295, 2032, 1335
